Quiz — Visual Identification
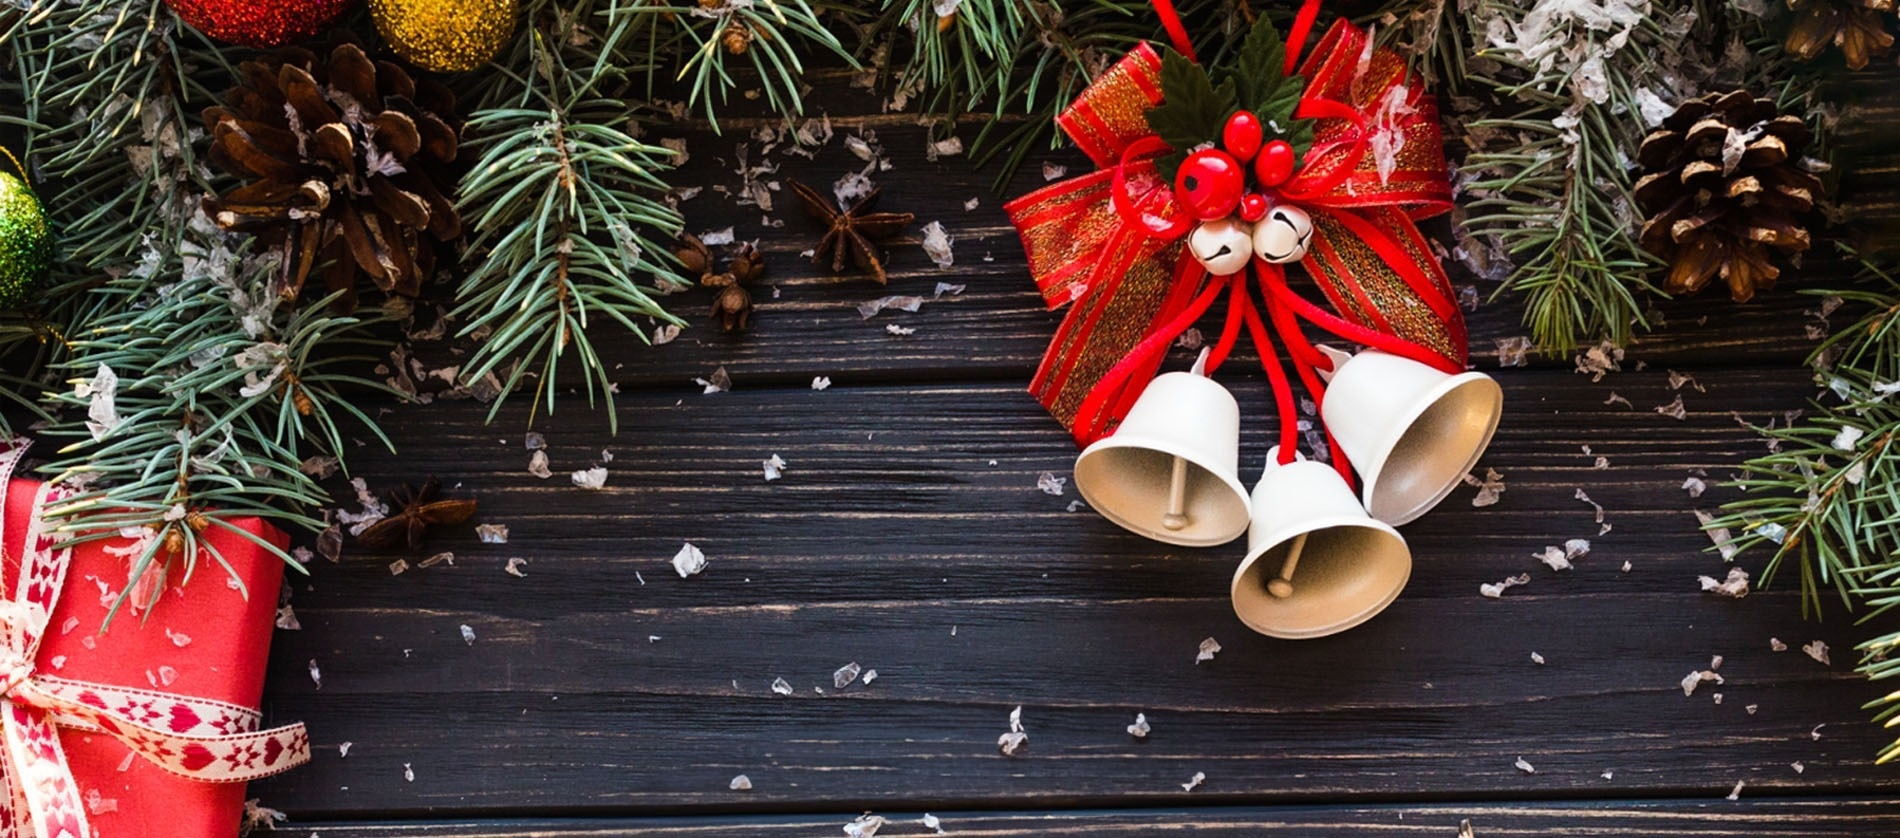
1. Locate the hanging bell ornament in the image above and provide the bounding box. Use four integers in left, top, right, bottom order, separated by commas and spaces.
165, 0, 357, 48
1252, 204, 1313, 264
369, 0, 518, 73
1187, 217, 1255, 277
0, 157, 51, 312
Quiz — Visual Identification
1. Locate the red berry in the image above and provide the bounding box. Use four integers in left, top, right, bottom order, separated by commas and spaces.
1222, 112, 1265, 162
1253, 140, 1297, 188
1238, 193, 1269, 223
1174, 149, 1245, 221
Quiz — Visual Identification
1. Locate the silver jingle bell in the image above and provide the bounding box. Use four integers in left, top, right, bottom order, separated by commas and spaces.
1187, 217, 1255, 277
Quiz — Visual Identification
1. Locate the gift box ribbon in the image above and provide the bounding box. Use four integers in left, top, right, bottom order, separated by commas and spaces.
0, 440, 309, 838
1004, 4, 1464, 446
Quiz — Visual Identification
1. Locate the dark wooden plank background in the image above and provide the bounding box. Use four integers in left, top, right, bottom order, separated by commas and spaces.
217, 51, 1900, 835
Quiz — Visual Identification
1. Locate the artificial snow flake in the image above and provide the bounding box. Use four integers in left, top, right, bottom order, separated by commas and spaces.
771, 677, 794, 695
653, 324, 681, 345
77, 364, 120, 441
1534, 546, 1573, 571
845, 814, 888, 838
528, 450, 553, 479
997, 706, 1028, 756
165, 628, 191, 647
1693, 510, 1739, 560
834, 662, 862, 689
1495, 336, 1531, 367
697, 366, 733, 394
1465, 468, 1506, 507
858, 295, 925, 318
1681, 669, 1724, 696
1574, 340, 1625, 381
459, 624, 476, 645
886, 324, 917, 336
1196, 637, 1221, 663
1181, 771, 1206, 792
862, 669, 878, 685
1683, 477, 1707, 498
763, 453, 788, 481
918, 219, 956, 269
1041, 161, 1068, 181
1128, 712, 1151, 738
404, 763, 415, 782
1514, 756, 1535, 774
922, 813, 944, 833
504, 558, 529, 577
1833, 425, 1866, 451
1458, 820, 1475, 838
1792, 761, 1805, 774
1699, 567, 1751, 598
1771, 637, 1788, 651
476, 524, 509, 544
388, 559, 410, 576
1668, 369, 1706, 393
1531, 652, 1546, 665
730, 774, 753, 790
308, 659, 322, 689
1803, 640, 1831, 666
339, 742, 352, 757
1037, 472, 1067, 496
572, 466, 609, 490
812, 376, 832, 390
672, 543, 708, 578
1481, 573, 1531, 598
155, 666, 177, 687
275, 605, 301, 631
1604, 391, 1632, 408
1726, 779, 1745, 801
1655, 395, 1687, 420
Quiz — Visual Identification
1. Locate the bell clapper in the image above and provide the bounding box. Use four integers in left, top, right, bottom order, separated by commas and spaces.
1267, 531, 1307, 598
1161, 456, 1190, 531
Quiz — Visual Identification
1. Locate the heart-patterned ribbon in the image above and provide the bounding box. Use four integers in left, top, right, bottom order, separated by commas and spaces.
0, 439, 309, 838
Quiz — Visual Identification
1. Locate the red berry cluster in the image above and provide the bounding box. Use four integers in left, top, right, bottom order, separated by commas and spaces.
1173, 111, 1297, 224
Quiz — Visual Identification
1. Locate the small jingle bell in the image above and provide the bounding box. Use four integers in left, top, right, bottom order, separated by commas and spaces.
1253, 204, 1313, 264
1175, 149, 1246, 221
1188, 217, 1254, 276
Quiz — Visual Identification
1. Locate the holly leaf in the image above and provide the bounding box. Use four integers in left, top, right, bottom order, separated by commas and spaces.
1230, 16, 1289, 112
1143, 48, 1237, 183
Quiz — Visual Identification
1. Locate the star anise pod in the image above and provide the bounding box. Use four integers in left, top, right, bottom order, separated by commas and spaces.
356, 476, 478, 552
787, 178, 914, 285
678, 235, 767, 331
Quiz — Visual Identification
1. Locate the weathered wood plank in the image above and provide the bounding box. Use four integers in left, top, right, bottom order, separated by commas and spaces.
288, 798, 1900, 836
251, 366, 1894, 817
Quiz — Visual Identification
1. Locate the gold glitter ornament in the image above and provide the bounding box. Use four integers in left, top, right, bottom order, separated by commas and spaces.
369, 0, 518, 73
0, 150, 52, 312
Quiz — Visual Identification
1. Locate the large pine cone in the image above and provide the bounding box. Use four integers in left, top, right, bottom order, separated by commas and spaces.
203, 42, 461, 311
1786, 0, 1895, 70
1633, 91, 1824, 303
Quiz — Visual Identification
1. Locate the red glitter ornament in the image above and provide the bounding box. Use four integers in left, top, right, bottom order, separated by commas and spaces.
166, 0, 358, 48
1174, 149, 1245, 221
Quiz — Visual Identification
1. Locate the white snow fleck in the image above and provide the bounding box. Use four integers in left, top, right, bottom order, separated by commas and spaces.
1531, 652, 1546, 665
672, 543, 707, 578
1681, 669, 1723, 696
771, 677, 794, 695
504, 558, 529, 578
1833, 425, 1866, 451
1726, 779, 1745, 801
476, 523, 509, 544
652, 324, 681, 345
1196, 637, 1221, 664
460, 624, 476, 646
1464, 468, 1506, 507
1514, 756, 1535, 774
729, 774, 753, 791
1181, 771, 1206, 792
1480, 573, 1531, 598
858, 295, 925, 318
696, 366, 733, 394
1655, 395, 1687, 420
921, 221, 955, 268
339, 742, 352, 757
308, 659, 322, 689
763, 453, 787, 481
834, 662, 862, 689
1042, 161, 1068, 181
1771, 637, 1788, 651
886, 324, 917, 336
861, 669, 878, 685
165, 628, 191, 647
404, 763, 415, 782
998, 705, 1028, 756
1694, 510, 1739, 560
1128, 712, 1151, 738
1699, 567, 1751, 598
1037, 472, 1067, 496
571, 466, 609, 490
812, 376, 832, 390
528, 450, 553, 479
844, 814, 888, 838
1803, 640, 1831, 666
1683, 477, 1707, 498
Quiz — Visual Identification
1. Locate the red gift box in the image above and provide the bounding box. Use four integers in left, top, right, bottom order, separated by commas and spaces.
0, 441, 308, 838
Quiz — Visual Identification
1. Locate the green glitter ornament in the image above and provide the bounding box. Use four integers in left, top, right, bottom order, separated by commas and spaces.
0, 150, 51, 312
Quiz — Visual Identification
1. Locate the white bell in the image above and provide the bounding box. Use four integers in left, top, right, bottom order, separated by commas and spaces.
1187, 217, 1255, 277
1230, 448, 1412, 639
1074, 354, 1251, 547
1316, 345, 1504, 526
1252, 204, 1313, 264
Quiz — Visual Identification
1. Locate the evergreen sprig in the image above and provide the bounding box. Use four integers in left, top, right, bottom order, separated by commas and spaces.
605, 0, 857, 132
1713, 250, 1900, 762
452, 0, 690, 430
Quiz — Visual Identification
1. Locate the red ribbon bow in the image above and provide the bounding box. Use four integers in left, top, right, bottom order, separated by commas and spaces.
1005, 10, 1466, 459
0, 440, 309, 838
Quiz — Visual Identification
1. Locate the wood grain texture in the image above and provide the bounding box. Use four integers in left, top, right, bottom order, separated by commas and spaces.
251, 366, 1898, 818
290, 798, 1900, 836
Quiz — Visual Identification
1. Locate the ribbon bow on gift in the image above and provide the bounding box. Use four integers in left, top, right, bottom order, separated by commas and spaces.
0, 440, 309, 838
1005, 1, 1465, 463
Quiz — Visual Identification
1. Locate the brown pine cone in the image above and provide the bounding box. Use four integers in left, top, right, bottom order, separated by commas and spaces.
1633, 90, 1824, 303
202, 41, 462, 312
1786, 0, 1896, 70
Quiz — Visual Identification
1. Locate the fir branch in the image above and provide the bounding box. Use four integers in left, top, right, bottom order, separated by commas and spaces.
1714, 250, 1900, 760
453, 3, 689, 430
40, 224, 390, 617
